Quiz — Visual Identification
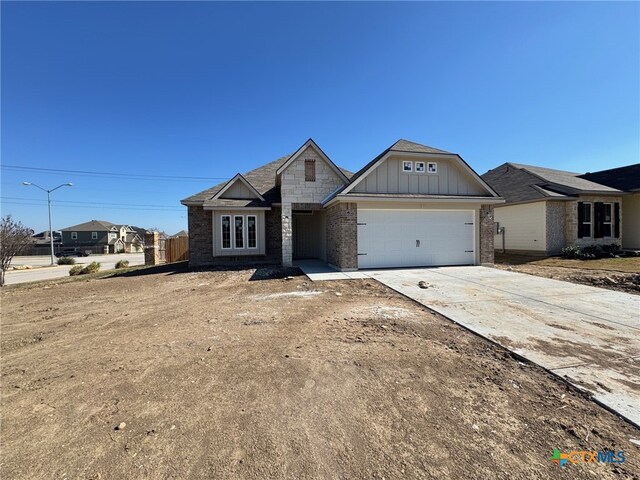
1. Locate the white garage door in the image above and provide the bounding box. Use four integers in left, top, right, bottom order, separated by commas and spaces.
357, 210, 475, 269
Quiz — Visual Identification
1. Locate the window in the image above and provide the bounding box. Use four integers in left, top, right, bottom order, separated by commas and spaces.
71, 232, 77, 240
109, 232, 117, 240
415, 162, 425, 173
305, 159, 316, 182
578, 202, 592, 238
234, 216, 244, 248
221, 215, 231, 249
92, 232, 98, 239
402, 161, 413, 172
247, 216, 257, 249
602, 203, 613, 238
427, 162, 437, 173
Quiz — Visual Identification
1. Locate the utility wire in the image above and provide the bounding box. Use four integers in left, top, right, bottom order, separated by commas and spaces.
1, 164, 229, 182
2, 196, 184, 209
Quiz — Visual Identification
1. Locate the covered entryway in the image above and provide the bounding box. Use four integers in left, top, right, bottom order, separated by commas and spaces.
293, 210, 326, 260
357, 209, 475, 268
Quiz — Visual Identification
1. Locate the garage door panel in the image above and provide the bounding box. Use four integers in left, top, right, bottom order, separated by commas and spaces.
357, 209, 475, 269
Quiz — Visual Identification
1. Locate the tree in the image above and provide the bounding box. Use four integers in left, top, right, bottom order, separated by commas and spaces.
0, 216, 34, 286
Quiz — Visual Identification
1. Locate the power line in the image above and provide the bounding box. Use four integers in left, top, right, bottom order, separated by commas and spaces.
1, 201, 184, 212
1, 164, 229, 182
2, 196, 184, 209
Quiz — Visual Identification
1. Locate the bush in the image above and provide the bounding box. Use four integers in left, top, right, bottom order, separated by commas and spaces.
68, 261, 101, 276
115, 259, 129, 269
57, 257, 76, 265
69, 265, 83, 276
562, 244, 621, 260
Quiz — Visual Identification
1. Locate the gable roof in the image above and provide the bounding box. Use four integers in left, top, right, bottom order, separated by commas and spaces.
212, 173, 265, 201
579, 164, 640, 192
482, 163, 622, 204
61, 220, 117, 232
275, 138, 350, 183
330, 138, 498, 201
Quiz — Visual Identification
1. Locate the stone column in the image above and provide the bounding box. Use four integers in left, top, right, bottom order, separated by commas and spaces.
281, 203, 292, 267
144, 231, 160, 265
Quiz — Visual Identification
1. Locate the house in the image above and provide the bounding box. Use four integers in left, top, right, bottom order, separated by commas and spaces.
181, 138, 503, 270
481, 163, 625, 255
580, 164, 640, 250
32, 230, 62, 246
60, 220, 144, 253
171, 230, 189, 238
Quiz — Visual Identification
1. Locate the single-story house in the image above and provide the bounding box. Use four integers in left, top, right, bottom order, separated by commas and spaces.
481, 163, 626, 255
580, 164, 640, 250
181, 138, 503, 270
61, 220, 144, 253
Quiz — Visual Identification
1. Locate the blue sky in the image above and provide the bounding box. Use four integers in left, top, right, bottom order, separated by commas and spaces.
2, 1, 638, 234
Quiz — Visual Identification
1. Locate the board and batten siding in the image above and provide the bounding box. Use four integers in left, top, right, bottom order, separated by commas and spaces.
220, 180, 257, 200
352, 155, 486, 196
211, 210, 266, 256
622, 193, 640, 249
494, 202, 547, 252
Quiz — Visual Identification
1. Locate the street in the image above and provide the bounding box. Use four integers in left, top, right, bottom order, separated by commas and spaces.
4, 253, 145, 285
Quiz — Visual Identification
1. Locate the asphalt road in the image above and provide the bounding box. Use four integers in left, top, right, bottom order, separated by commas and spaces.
4, 253, 145, 285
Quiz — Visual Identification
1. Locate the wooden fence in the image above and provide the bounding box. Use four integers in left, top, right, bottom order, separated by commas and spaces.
165, 236, 189, 263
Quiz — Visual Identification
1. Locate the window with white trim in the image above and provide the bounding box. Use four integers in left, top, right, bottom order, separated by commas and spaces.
71, 232, 77, 240
92, 232, 98, 239
603, 203, 613, 238
247, 215, 257, 249
415, 162, 425, 173
579, 202, 592, 238
427, 162, 437, 173
234, 216, 244, 249
402, 161, 413, 172
221, 215, 231, 249
109, 232, 117, 240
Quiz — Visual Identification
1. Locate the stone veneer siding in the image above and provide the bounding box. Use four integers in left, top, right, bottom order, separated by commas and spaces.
326, 203, 358, 270
564, 195, 623, 249
545, 201, 566, 255
479, 205, 495, 265
280, 146, 347, 266
187, 206, 213, 267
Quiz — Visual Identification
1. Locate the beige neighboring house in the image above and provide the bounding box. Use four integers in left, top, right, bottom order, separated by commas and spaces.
481, 163, 628, 255
581, 164, 640, 250
181, 138, 503, 270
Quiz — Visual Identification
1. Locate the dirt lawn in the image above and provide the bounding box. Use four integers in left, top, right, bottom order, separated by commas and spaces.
2, 267, 639, 479
495, 254, 640, 295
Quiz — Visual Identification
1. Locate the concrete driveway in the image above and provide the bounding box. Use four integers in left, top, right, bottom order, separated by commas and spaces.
367, 266, 640, 426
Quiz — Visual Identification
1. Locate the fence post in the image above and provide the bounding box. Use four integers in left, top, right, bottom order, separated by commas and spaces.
144, 231, 160, 265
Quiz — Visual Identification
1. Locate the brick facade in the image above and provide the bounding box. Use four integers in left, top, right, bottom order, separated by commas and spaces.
187, 206, 213, 267
479, 205, 495, 265
564, 195, 623, 249
326, 202, 358, 271
545, 201, 566, 254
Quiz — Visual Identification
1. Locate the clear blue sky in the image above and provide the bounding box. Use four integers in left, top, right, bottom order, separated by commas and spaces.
2, 1, 638, 234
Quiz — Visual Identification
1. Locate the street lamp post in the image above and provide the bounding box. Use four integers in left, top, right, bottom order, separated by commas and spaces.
23, 182, 73, 265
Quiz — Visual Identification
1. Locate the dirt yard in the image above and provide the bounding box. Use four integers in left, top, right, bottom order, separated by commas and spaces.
2, 266, 639, 479
495, 254, 640, 295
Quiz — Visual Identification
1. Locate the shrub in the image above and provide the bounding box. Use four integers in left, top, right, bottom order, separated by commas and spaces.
57, 257, 76, 265
68, 261, 101, 276
562, 244, 620, 260
82, 261, 101, 274
69, 265, 83, 276
115, 259, 129, 269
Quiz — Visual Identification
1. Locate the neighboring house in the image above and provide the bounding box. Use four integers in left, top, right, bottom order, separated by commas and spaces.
580, 164, 640, 250
32, 230, 62, 246
60, 220, 144, 253
171, 230, 188, 238
181, 138, 502, 270
481, 163, 625, 255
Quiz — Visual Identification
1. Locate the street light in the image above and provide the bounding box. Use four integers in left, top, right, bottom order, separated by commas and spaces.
23, 182, 73, 265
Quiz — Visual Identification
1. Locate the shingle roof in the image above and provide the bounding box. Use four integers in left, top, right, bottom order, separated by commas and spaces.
61, 220, 116, 232
390, 139, 453, 155
579, 164, 640, 192
182, 153, 353, 207
481, 163, 622, 204
508, 163, 620, 192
